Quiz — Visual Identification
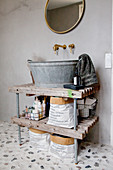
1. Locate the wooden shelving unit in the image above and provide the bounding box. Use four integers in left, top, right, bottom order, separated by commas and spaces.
9, 83, 99, 164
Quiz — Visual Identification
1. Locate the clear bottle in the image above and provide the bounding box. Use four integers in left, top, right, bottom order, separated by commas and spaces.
33, 97, 39, 112
32, 108, 39, 120
42, 98, 46, 117
38, 101, 42, 119
32, 97, 39, 120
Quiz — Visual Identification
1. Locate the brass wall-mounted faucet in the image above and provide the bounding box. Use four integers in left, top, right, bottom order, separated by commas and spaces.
68, 44, 75, 53
53, 44, 67, 54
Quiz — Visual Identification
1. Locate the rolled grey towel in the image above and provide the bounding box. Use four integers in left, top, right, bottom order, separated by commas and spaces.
76, 54, 98, 86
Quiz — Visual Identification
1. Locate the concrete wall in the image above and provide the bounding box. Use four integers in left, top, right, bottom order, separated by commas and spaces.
111, 0, 113, 146
0, 0, 112, 144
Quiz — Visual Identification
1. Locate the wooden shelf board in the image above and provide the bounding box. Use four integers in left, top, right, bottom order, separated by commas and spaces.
9, 83, 100, 99
11, 116, 98, 140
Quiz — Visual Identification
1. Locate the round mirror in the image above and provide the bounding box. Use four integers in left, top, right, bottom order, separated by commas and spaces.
45, 0, 85, 34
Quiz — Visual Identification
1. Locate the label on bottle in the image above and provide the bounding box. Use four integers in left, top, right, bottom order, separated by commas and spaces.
74, 77, 77, 85
34, 113, 39, 120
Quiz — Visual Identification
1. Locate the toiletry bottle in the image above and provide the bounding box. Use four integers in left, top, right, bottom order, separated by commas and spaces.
33, 97, 36, 109
34, 97, 39, 112
45, 96, 50, 117
74, 71, 78, 85
42, 97, 46, 117
33, 108, 39, 120
25, 106, 28, 118
32, 97, 39, 120
40, 99, 43, 119
25, 106, 28, 113
31, 110, 34, 120
41, 100, 43, 118
74, 69, 81, 86
34, 113, 39, 121
38, 100, 42, 119
42, 101, 45, 118
33, 97, 38, 109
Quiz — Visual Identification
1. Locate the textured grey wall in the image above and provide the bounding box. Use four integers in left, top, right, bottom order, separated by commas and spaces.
0, 0, 112, 144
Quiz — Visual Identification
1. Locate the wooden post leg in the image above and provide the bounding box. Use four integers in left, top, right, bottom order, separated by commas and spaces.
16, 93, 21, 146
74, 98, 78, 164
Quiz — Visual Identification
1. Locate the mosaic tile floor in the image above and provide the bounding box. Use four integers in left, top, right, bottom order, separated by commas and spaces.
0, 121, 113, 170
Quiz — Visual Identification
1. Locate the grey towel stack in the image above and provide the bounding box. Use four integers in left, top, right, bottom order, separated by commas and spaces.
76, 54, 98, 86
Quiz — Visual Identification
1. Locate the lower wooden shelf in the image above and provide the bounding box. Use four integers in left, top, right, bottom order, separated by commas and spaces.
11, 116, 98, 140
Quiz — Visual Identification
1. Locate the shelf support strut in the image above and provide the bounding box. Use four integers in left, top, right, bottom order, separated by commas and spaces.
74, 98, 78, 164
16, 93, 21, 145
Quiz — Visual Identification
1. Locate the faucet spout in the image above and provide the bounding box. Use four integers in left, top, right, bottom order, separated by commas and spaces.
53, 44, 67, 52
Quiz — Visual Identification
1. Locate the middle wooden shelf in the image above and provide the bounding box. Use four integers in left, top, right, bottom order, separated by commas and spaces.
11, 116, 98, 140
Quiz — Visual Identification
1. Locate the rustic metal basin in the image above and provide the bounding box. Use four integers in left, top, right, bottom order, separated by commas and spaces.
28, 60, 78, 88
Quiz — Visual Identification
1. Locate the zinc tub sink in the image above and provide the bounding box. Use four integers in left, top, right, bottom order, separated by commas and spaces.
28, 60, 78, 88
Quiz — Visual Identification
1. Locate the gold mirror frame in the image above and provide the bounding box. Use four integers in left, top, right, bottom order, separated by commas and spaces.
45, 0, 85, 34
